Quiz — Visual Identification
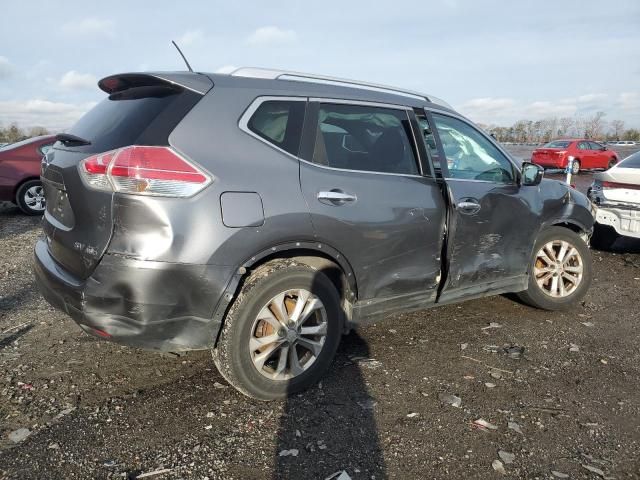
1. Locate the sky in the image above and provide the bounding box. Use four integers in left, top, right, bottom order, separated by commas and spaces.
1, 0, 639, 132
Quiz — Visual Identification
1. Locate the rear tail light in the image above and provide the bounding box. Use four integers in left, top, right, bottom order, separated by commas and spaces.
602, 181, 640, 190
79, 146, 211, 197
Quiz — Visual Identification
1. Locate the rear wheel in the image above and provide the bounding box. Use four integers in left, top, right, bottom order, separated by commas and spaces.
213, 260, 343, 400
590, 223, 619, 251
517, 227, 592, 310
571, 159, 581, 175
16, 180, 46, 215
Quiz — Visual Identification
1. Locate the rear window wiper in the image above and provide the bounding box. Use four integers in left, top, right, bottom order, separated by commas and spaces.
56, 133, 91, 147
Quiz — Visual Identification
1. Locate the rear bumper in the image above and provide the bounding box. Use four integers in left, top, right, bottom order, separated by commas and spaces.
595, 205, 640, 239
532, 158, 564, 168
34, 239, 235, 351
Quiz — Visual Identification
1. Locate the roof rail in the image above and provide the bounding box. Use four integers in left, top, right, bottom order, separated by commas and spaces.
229, 67, 452, 109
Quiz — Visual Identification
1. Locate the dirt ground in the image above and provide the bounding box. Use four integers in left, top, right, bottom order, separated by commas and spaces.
0, 160, 639, 479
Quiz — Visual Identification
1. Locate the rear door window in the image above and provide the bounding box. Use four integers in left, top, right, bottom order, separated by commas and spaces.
247, 100, 305, 156
311, 103, 419, 175
577, 142, 589, 150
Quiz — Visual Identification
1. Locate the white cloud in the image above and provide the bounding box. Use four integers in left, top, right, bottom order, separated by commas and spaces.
62, 17, 114, 37
58, 70, 97, 90
457, 93, 623, 126
0, 99, 97, 132
618, 92, 640, 111
0, 57, 13, 79
177, 29, 204, 46
246, 26, 297, 46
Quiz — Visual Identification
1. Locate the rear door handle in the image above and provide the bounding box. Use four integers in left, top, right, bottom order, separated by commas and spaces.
457, 199, 481, 214
317, 190, 357, 206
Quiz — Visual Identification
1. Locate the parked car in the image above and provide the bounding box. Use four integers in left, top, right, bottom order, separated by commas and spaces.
588, 151, 640, 249
531, 139, 618, 174
0, 135, 56, 214
35, 69, 595, 400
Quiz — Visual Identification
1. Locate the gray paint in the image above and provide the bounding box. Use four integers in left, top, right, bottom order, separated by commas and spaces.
34, 70, 595, 351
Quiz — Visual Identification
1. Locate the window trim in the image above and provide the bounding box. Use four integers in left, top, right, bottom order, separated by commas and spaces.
426, 107, 521, 184
238, 95, 308, 160
303, 98, 425, 178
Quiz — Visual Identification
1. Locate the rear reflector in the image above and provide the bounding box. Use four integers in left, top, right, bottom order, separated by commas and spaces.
602, 181, 640, 191
79, 146, 211, 197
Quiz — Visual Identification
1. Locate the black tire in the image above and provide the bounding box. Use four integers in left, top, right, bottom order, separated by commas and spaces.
16, 179, 46, 215
517, 227, 592, 311
590, 223, 619, 251
607, 158, 617, 170
571, 159, 580, 175
213, 259, 343, 400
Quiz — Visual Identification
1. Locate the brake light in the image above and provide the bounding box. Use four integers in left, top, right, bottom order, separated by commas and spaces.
79, 146, 211, 197
602, 181, 640, 190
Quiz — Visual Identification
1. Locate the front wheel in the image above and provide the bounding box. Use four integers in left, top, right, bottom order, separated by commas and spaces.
607, 158, 617, 170
213, 259, 343, 400
517, 227, 592, 310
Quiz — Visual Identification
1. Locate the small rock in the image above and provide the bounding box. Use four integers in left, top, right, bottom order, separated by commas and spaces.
279, 449, 299, 457
407, 412, 419, 418
485, 382, 496, 388
551, 471, 569, 479
582, 464, 605, 476
154, 368, 163, 377
8, 428, 30, 443
206, 412, 214, 418
325, 471, 352, 480
492, 459, 506, 474
204, 425, 212, 430
460, 343, 469, 350
388, 329, 397, 334
48, 442, 60, 450
569, 344, 580, 352
581, 321, 594, 327
482, 322, 502, 330
503, 345, 525, 359
102, 460, 116, 468
507, 421, 523, 435
490, 371, 502, 379
498, 450, 515, 464
438, 393, 462, 408
213, 382, 227, 389
600, 359, 608, 365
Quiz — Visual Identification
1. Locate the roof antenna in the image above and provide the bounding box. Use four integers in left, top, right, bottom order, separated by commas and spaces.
171, 40, 193, 72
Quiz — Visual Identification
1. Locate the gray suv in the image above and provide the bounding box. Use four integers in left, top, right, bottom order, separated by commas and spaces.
35, 68, 594, 400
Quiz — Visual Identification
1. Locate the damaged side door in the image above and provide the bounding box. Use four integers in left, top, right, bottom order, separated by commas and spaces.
425, 110, 538, 300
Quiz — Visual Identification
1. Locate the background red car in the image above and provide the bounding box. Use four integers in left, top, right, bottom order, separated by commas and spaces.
531, 139, 618, 174
0, 135, 56, 215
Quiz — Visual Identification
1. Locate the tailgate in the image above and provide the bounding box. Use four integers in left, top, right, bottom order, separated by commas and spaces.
40, 72, 211, 279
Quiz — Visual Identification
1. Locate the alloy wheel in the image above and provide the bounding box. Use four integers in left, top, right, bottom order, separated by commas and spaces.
24, 185, 45, 212
534, 240, 584, 297
249, 289, 328, 380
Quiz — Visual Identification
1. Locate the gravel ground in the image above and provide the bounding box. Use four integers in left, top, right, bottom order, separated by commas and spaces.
0, 149, 639, 479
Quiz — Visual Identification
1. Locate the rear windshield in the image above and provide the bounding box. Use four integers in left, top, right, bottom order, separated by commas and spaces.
544, 140, 571, 148
619, 152, 640, 169
65, 86, 201, 153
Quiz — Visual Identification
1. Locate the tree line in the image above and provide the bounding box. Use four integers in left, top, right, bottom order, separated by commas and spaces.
0, 123, 50, 144
479, 112, 640, 144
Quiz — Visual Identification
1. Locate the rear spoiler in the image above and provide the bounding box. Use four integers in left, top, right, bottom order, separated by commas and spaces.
98, 72, 213, 95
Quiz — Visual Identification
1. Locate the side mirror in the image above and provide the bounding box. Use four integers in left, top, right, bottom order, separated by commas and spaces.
521, 161, 544, 186
601, 146, 607, 151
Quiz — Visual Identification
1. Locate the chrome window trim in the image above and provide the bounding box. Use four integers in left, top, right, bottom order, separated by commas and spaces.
425, 106, 521, 183
238, 95, 308, 161
238, 96, 430, 179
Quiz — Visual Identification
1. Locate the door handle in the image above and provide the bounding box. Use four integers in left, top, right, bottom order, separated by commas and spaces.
317, 190, 357, 205
457, 200, 481, 214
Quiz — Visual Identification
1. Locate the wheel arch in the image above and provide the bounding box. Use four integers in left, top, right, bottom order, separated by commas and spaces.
211, 242, 358, 345
13, 176, 40, 201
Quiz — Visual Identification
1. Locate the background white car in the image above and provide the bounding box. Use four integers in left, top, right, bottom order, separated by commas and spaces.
589, 151, 640, 249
